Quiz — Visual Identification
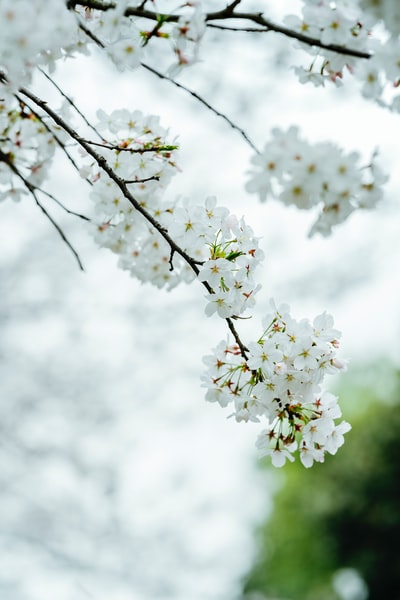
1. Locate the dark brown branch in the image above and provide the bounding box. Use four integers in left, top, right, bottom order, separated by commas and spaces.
141, 63, 260, 154
225, 0, 243, 11
124, 175, 160, 184
67, 1, 372, 60
227, 318, 249, 357
78, 21, 106, 47
207, 24, 268, 33
214, 13, 372, 60
19, 87, 201, 272
67, 0, 115, 9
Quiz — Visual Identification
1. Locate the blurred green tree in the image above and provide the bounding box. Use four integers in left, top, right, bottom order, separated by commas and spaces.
242, 367, 400, 600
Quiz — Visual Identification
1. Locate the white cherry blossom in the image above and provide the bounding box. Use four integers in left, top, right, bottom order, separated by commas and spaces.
202, 302, 349, 467
246, 127, 387, 236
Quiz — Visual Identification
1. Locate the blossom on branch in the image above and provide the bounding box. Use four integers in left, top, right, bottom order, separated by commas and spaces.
3, 0, 391, 470
287, 0, 400, 111
202, 300, 349, 467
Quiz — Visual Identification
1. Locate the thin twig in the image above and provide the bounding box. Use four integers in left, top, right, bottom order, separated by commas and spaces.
78, 21, 106, 47
124, 175, 160, 184
0, 150, 85, 270
38, 68, 104, 140
32, 193, 85, 271
17, 97, 93, 186
207, 24, 268, 33
227, 317, 249, 357
83, 139, 178, 153
35, 186, 91, 221
141, 63, 260, 154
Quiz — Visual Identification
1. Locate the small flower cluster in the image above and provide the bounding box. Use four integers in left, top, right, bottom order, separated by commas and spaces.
84, 108, 180, 209
73, 1, 206, 75
202, 301, 350, 467
87, 110, 264, 310
84, 108, 187, 289
286, 0, 400, 112
169, 2, 207, 74
164, 199, 264, 317
285, 0, 370, 88
0, 0, 81, 88
198, 224, 263, 318
0, 95, 65, 202
74, 0, 144, 71
245, 126, 387, 236
0, 0, 207, 90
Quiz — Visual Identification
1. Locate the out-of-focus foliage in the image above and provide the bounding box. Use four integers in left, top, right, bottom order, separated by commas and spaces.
242, 366, 400, 600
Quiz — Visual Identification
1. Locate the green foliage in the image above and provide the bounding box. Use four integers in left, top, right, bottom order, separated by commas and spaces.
243, 367, 400, 600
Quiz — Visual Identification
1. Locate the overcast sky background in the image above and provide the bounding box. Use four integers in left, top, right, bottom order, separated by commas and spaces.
1, 2, 400, 599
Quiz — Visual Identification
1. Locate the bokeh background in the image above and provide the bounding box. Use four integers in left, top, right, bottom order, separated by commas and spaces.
1, 1, 400, 598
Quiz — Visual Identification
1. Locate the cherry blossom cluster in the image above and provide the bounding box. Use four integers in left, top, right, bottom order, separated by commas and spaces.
0, 0, 207, 91
202, 301, 350, 467
0, 94, 65, 202
285, 0, 370, 87
0, 0, 81, 88
287, 0, 400, 111
85, 107, 181, 204
0, 1, 366, 469
359, 0, 400, 36
169, 2, 207, 73
285, 0, 400, 111
73, 1, 207, 74
83, 108, 188, 289
165, 200, 264, 317
87, 109, 264, 315
246, 126, 387, 236
74, 0, 144, 71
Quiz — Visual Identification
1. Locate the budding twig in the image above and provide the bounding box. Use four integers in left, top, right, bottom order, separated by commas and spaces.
83, 139, 178, 153
38, 68, 105, 141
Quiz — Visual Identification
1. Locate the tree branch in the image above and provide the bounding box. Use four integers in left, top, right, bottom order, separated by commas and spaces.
0, 149, 85, 270
34, 186, 91, 222
18, 87, 200, 271
214, 13, 372, 60
141, 63, 260, 154
18, 86, 249, 359
67, 1, 372, 60
73, 22, 259, 153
